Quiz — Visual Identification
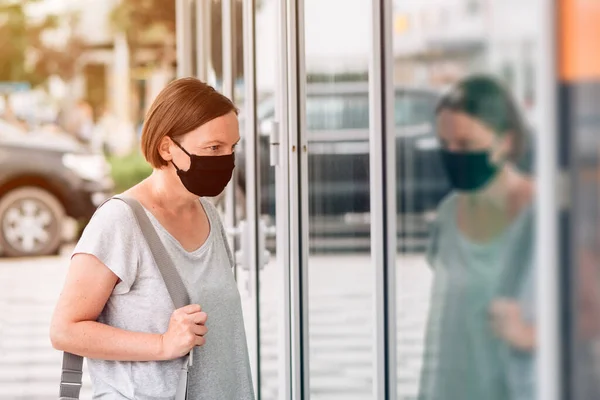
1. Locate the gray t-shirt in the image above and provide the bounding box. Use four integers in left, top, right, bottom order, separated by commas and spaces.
73, 197, 255, 400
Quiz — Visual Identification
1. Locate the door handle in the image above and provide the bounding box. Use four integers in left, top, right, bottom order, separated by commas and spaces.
269, 121, 280, 167
226, 219, 276, 271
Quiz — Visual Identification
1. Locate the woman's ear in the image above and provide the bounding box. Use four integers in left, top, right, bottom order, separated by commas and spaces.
158, 136, 174, 163
501, 131, 516, 161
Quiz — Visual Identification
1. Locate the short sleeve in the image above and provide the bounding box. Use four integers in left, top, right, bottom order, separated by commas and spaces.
72, 199, 140, 295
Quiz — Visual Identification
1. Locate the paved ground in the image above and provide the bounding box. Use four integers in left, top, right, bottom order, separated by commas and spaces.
245, 253, 432, 400
0, 248, 93, 400
0, 250, 432, 400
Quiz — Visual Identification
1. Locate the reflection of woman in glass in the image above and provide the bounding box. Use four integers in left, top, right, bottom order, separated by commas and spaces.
418, 76, 535, 400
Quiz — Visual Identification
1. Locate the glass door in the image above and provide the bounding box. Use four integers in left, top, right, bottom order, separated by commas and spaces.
292, 0, 379, 398
219, 1, 293, 399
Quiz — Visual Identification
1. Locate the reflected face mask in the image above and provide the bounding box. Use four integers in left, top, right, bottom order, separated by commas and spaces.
440, 149, 499, 192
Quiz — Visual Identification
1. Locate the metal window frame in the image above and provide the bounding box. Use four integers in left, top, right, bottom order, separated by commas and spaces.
287, 0, 310, 394
242, 0, 261, 396
368, 0, 394, 398
371, 0, 398, 398
287, 0, 309, 398
222, 0, 238, 277
276, 0, 294, 398
535, 1, 561, 399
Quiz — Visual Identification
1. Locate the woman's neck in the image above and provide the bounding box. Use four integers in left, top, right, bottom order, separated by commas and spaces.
460, 165, 529, 213
140, 169, 200, 214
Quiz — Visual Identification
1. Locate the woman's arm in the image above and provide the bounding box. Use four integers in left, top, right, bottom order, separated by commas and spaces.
50, 254, 168, 361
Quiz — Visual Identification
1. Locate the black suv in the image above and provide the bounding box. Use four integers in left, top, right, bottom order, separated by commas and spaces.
0, 119, 114, 257
237, 83, 452, 251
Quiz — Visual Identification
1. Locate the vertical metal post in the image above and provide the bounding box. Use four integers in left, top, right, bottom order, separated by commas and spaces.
243, 0, 260, 397
195, 0, 210, 81
287, 0, 308, 397
369, 0, 396, 397
176, 0, 193, 77
383, 0, 398, 393
536, 0, 560, 399
276, 0, 293, 398
222, 0, 237, 275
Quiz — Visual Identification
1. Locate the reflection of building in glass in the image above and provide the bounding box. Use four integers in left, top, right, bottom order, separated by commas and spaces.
392, 0, 488, 88
392, 0, 538, 121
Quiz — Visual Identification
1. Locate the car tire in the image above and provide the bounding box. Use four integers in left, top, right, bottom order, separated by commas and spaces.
0, 187, 65, 257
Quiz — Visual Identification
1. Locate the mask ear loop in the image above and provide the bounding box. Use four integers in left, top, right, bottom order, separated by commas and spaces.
170, 139, 192, 171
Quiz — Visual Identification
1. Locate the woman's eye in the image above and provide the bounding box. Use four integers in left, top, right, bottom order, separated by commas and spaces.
210, 145, 220, 151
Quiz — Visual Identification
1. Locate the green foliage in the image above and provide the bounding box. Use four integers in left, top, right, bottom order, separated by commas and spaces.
0, 3, 32, 83
108, 150, 152, 193
0, 0, 86, 86
110, 0, 246, 80
109, 0, 176, 59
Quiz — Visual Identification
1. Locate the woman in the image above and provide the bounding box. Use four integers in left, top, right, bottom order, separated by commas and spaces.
418, 75, 536, 400
50, 78, 255, 400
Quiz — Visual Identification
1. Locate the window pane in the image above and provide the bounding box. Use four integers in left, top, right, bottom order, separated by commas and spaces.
393, 1, 541, 399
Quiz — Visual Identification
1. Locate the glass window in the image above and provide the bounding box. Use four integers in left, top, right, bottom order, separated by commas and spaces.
304, 0, 375, 398
394, 91, 438, 127
306, 94, 370, 130
394, 1, 541, 399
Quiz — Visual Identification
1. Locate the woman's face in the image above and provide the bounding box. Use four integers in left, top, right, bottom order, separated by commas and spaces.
436, 109, 514, 192
169, 111, 240, 170
436, 109, 510, 163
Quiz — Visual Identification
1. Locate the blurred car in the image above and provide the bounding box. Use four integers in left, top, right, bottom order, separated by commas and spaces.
237, 83, 452, 251
0, 119, 113, 257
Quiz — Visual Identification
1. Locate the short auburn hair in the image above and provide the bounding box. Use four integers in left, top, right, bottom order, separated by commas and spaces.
141, 77, 237, 168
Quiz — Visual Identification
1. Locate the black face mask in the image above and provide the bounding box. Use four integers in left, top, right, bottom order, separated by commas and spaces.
440, 149, 499, 192
171, 140, 235, 197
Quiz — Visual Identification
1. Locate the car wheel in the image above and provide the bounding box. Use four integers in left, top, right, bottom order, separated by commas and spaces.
0, 187, 65, 257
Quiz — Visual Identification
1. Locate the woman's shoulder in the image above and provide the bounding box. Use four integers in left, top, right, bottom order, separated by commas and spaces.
79, 197, 142, 244
91, 197, 138, 226
432, 192, 459, 224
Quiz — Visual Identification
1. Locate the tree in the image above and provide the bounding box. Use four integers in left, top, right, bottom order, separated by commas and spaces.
0, 0, 86, 86
0, 1, 37, 84
110, 0, 245, 81
28, 12, 87, 83
110, 0, 176, 72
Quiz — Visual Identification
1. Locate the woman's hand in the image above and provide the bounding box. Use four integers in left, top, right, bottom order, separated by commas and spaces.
161, 304, 208, 360
489, 298, 536, 352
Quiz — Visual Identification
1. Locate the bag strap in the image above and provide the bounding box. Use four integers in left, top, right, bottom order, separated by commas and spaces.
59, 195, 192, 400
114, 195, 191, 308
